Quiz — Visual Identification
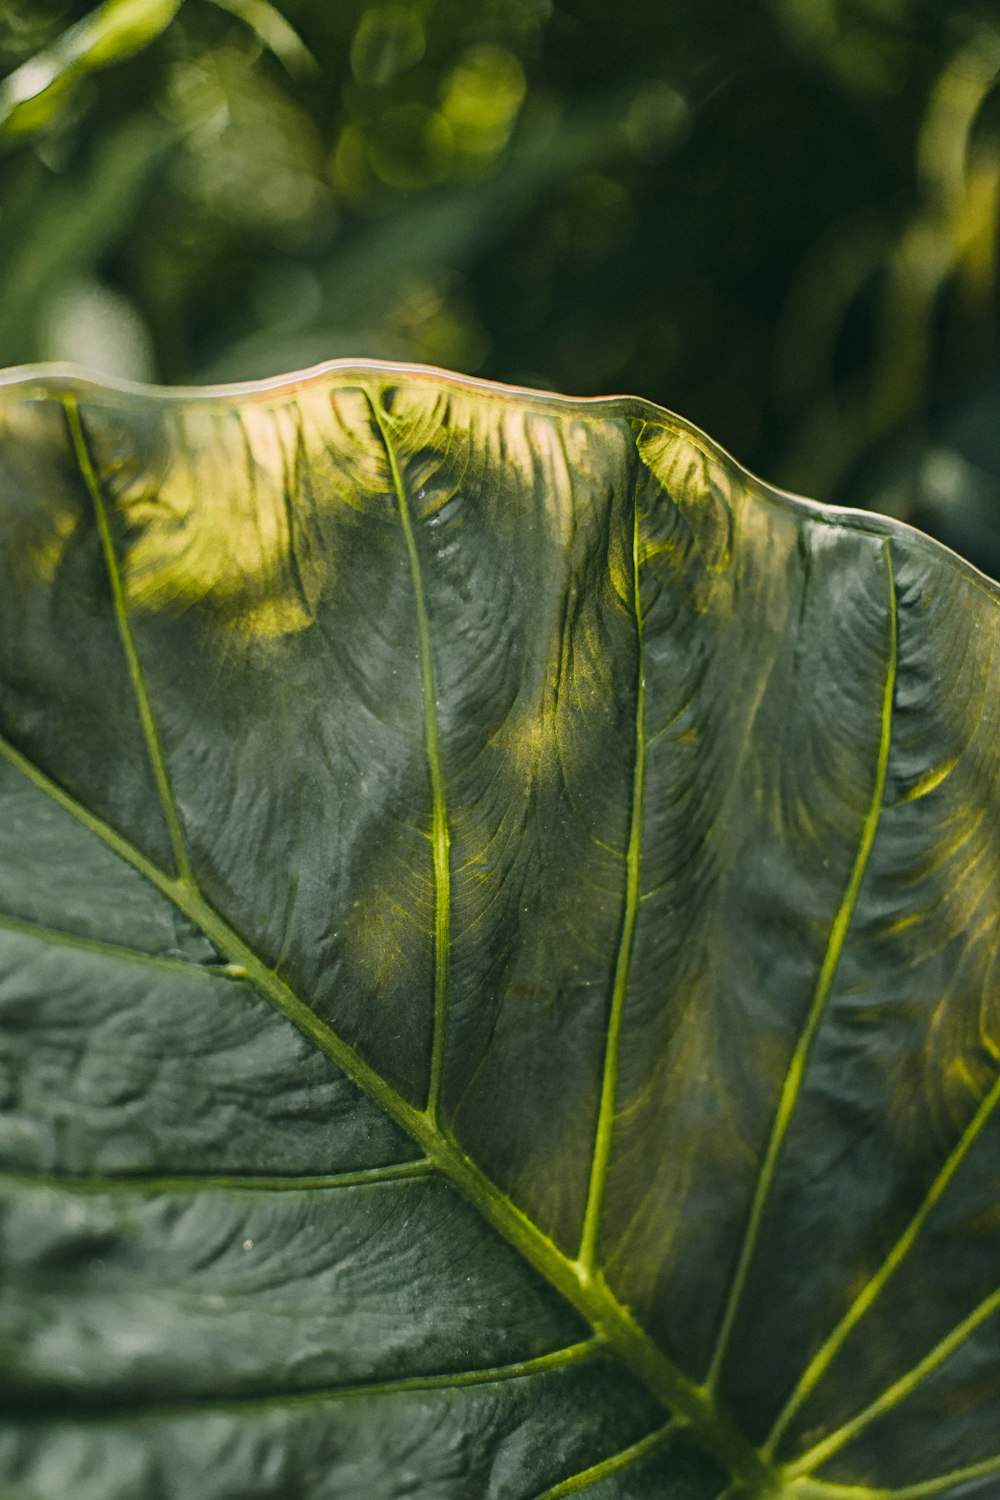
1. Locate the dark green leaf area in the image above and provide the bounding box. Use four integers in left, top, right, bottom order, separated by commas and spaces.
603, 443, 896, 1382
0, 924, 419, 1182
5, 379, 635, 1260
68, 381, 648, 1252
0, 1178, 587, 1407
766, 1038, 1000, 1489
815, 1302, 1000, 1493
565, 1426, 729, 1500
711, 543, 1000, 1456
0, 399, 178, 871
0, 756, 212, 964
69, 387, 439, 1107
0, 1353, 665, 1500
381, 391, 641, 1252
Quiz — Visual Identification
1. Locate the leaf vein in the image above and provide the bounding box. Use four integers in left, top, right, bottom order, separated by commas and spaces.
576, 481, 647, 1276
369, 390, 452, 1126
0, 909, 241, 981
529, 1419, 681, 1499
7, 1338, 602, 1427
64, 398, 193, 887
792, 1446, 1000, 1499
766, 1066, 1000, 1455
706, 541, 898, 1393
0, 1161, 433, 1195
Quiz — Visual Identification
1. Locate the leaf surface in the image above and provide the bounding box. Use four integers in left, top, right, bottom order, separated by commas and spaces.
0, 361, 998, 1499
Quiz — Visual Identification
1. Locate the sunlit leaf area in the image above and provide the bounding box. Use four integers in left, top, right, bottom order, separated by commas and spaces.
1, 0, 1000, 573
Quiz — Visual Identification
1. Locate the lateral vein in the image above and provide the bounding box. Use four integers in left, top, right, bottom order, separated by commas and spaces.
9, 1338, 601, 1426
767, 1066, 1000, 1455
0, 1160, 434, 1195
369, 391, 452, 1126
64, 398, 193, 887
790, 1446, 1000, 1499
577, 485, 646, 1277
529, 1418, 680, 1499
0, 909, 242, 980
706, 542, 897, 1394
783, 1281, 1000, 1477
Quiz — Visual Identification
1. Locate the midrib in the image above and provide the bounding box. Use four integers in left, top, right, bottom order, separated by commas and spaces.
0, 723, 772, 1495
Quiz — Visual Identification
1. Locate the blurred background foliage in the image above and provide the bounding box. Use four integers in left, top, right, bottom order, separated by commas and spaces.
3, 0, 1000, 574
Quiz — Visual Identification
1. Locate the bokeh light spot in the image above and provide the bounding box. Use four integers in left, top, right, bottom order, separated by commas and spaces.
368, 103, 453, 189
350, 4, 425, 89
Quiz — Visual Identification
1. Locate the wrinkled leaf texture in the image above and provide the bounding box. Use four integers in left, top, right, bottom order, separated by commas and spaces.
0, 361, 998, 1500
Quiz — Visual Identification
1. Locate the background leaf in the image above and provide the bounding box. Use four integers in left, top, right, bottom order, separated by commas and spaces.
0, 0, 184, 138
2, 0, 999, 576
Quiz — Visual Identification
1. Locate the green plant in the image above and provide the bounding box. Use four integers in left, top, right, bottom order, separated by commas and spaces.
1, 360, 998, 1499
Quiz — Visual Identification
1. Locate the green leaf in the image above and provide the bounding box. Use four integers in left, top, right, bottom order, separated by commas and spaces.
0, 361, 998, 1500
0, 0, 183, 139
0, 120, 172, 367
204, 0, 318, 77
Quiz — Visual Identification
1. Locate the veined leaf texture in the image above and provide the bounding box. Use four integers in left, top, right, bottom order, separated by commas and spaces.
1, 361, 998, 1499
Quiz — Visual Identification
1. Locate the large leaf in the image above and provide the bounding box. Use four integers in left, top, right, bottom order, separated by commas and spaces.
0, 360, 998, 1500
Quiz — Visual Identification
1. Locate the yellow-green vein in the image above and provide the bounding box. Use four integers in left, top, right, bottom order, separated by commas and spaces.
783, 1281, 1000, 1478
765, 1064, 1000, 1457
791, 1447, 1000, 1500
0, 1160, 433, 1195
13, 1338, 602, 1426
64, 398, 193, 888
530, 1419, 680, 1499
0, 725, 773, 1495
705, 542, 897, 1394
0, 909, 244, 980
577, 486, 647, 1277
369, 391, 452, 1126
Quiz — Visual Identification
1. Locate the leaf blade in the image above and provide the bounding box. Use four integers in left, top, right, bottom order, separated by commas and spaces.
2, 360, 999, 1497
